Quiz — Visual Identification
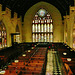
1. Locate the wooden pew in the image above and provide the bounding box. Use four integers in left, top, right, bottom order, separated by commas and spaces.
27, 63, 43, 67
20, 70, 42, 75
29, 60, 44, 63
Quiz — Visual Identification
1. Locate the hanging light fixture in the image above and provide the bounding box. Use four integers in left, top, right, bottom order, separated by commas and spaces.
22, 54, 26, 57
63, 52, 67, 55
28, 50, 31, 52
67, 47, 69, 48
65, 45, 67, 46
14, 60, 19, 63
0, 70, 5, 74
67, 58, 71, 61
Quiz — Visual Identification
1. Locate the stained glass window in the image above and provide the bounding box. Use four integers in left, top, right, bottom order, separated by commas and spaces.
73, 29, 75, 48
38, 9, 46, 17
0, 21, 7, 48
32, 8, 53, 42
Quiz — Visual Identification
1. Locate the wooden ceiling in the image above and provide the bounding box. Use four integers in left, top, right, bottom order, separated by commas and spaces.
0, 0, 74, 19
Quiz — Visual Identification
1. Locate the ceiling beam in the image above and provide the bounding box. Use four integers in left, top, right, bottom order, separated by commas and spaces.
56, 0, 67, 10
64, 0, 69, 5
18, 0, 29, 10
11, 0, 19, 9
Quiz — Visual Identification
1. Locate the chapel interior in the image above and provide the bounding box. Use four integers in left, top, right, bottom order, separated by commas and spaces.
0, 0, 75, 75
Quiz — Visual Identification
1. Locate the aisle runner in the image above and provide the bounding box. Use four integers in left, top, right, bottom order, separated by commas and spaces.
46, 50, 53, 75
53, 51, 61, 75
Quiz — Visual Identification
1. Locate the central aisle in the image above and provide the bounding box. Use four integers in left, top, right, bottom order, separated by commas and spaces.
45, 49, 61, 75
46, 49, 53, 75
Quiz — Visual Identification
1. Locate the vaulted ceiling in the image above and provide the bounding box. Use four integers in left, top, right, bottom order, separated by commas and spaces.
0, 0, 74, 20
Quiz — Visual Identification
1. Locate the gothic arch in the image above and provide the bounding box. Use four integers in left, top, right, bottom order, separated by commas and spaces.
23, 1, 63, 42
0, 20, 7, 48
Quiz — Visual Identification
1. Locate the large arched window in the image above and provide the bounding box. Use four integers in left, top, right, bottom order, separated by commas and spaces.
0, 21, 7, 48
15, 25, 20, 43
32, 8, 53, 42
73, 29, 75, 48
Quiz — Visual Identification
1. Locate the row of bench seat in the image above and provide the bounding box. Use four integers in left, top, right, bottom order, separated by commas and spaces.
2, 47, 47, 75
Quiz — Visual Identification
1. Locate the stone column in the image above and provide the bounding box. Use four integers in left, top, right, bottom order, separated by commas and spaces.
69, 6, 75, 48
66, 15, 70, 46
63, 16, 66, 43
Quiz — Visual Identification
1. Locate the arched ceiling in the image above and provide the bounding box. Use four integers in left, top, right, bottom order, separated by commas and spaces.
0, 0, 74, 20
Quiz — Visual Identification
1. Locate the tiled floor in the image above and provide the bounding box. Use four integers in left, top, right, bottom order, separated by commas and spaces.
46, 49, 61, 75
46, 50, 53, 75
